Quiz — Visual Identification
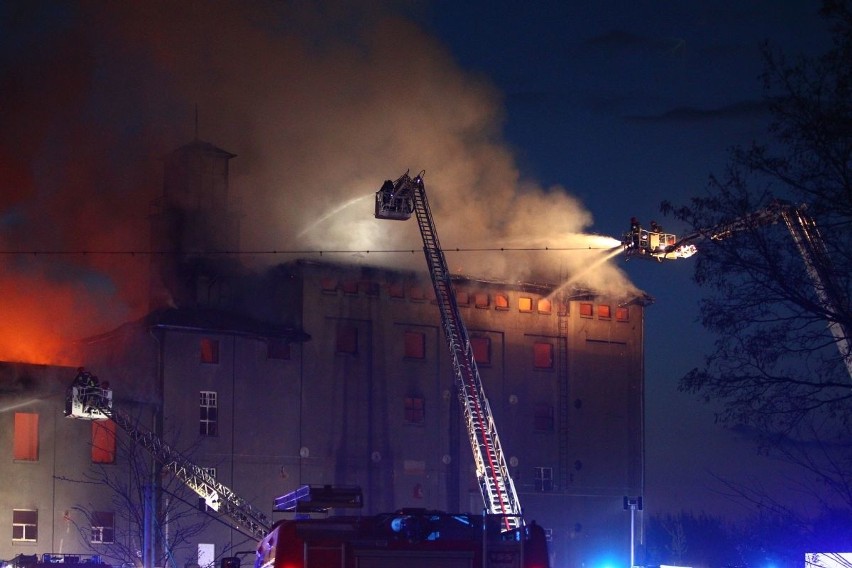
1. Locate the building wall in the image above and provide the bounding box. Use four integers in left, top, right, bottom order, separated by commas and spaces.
0, 261, 645, 568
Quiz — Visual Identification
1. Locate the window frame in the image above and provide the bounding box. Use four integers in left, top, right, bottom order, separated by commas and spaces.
90, 511, 115, 544
404, 397, 425, 425
534, 467, 554, 492
12, 509, 38, 542
199, 391, 218, 437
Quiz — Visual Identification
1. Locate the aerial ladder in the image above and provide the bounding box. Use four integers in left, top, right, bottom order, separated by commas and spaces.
374, 172, 523, 532
65, 369, 272, 540
625, 201, 852, 380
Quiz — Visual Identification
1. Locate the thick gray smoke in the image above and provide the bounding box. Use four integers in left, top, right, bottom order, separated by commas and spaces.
0, 1, 637, 362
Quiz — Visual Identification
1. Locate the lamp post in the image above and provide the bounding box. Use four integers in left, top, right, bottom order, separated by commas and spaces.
623, 496, 643, 568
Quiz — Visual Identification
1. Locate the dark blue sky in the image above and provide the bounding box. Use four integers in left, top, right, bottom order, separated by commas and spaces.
417, 1, 833, 517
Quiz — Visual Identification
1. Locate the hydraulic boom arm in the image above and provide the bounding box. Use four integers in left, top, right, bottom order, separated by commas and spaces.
375, 172, 523, 532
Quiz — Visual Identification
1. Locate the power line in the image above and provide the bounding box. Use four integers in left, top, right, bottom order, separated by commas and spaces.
0, 245, 621, 257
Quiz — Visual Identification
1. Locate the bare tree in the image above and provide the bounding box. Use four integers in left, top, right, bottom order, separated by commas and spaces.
663, 0, 852, 512
60, 418, 216, 568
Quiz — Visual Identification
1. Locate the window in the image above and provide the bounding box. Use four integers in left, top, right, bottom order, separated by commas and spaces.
409, 286, 426, 302
90, 511, 114, 544
474, 293, 489, 309
200, 391, 218, 436
200, 338, 219, 364
404, 397, 425, 424
198, 469, 217, 511
597, 304, 611, 319
12, 510, 37, 542
616, 306, 629, 321
320, 277, 337, 293
537, 298, 552, 314
404, 331, 425, 359
267, 339, 291, 360
534, 467, 553, 492
579, 303, 593, 318
388, 282, 405, 298
495, 293, 509, 310
341, 280, 358, 295
470, 337, 491, 365
13, 412, 38, 461
456, 290, 470, 307
533, 342, 553, 369
336, 325, 358, 355
518, 297, 533, 313
534, 404, 554, 432
92, 420, 116, 464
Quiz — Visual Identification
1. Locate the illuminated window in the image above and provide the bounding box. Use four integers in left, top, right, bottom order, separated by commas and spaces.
495, 293, 509, 310
200, 391, 218, 436
470, 336, 491, 365
320, 277, 337, 293
537, 298, 552, 314
518, 297, 533, 312
597, 304, 611, 319
91, 420, 116, 464
336, 325, 358, 354
90, 511, 114, 544
341, 280, 358, 295
200, 338, 219, 364
534, 404, 554, 432
13, 412, 38, 461
533, 342, 553, 369
616, 306, 629, 321
267, 339, 291, 360
404, 331, 425, 359
409, 286, 425, 302
388, 282, 405, 298
474, 293, 489, 309
12, 510, 37, 542
198, 468, 217, 511
456, 290, 470, 307
579, 303, 593, 318
404, 397, 425, 424
534, 467, 553, 492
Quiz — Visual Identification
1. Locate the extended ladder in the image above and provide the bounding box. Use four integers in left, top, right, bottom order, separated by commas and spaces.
66, 372, 271, 540
376, 173, 523, 531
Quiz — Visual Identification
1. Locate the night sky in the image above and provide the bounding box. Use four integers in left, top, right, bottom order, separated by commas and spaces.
0, 1, 834, 520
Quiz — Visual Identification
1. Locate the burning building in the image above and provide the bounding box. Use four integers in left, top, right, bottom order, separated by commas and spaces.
0, 139, 648, 568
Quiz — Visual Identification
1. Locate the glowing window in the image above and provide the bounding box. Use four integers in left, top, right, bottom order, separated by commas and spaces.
456, 290, 470, 306
200, 391, 218, 437
404, 331, 425, 359
518, 297, 533, 312
13, 412, 38, 461
474, 293, 489, 309
537, 298, 552, 314
91, 420, 116, 464
597, 304, 611, 319
267, 339, 291, 360
404, 397, 425, 424
495, 293, 509, 310
534, 467, 553, 492
470, 336, 491, 365
534, 404, 554, 432
388, 282, 405, 298
336, 325, 358, 354
320, 277, 337, 293
200, 338, 219, 364
341, 280, 358, 295
616, 307, 629, 321
533, 342, 553, 369
579, 303, 593, 318
12, 510, 37, 542
90, 511, 114, 544
409, 286, 426, 302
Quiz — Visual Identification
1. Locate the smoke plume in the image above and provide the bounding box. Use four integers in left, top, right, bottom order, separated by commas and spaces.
0, 1, 637, 364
